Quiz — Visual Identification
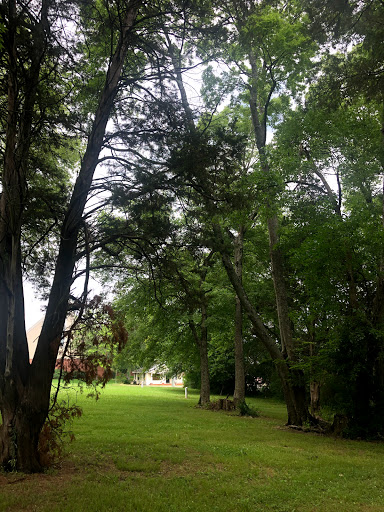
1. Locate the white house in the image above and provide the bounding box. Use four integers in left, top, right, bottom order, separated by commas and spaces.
131, 365, 183, 387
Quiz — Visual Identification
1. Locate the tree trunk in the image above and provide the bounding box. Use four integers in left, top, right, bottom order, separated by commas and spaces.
233, 294, 246, 404
267, 215, 296, 360
275, 362, 310, 426
310, 381, 321, 416
199, 302, 210, 406
199, 342, 211, 407
0, 0, 47, 471
233, 227, 246, 405
0, 385, 47, 472
189, 303, 210, 406
248, 50, 296, 361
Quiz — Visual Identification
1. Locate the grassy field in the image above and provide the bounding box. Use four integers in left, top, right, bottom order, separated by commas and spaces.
1, 385, 384, 512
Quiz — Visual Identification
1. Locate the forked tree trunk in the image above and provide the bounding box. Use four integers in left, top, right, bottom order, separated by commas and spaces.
0, 0, 142, 472
0, 0, 47, 472
0, 251, 45, 472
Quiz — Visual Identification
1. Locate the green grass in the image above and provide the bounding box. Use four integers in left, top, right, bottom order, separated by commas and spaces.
1, 385, 384, 512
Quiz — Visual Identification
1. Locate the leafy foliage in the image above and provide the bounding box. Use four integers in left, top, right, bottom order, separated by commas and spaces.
38, 400, 82, 468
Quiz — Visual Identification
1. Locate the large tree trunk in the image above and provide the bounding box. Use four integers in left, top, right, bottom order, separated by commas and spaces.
275, 359, 310, 426
0, 0, 47, 472
0, 384, 48, 472
0, 0, 142, 472
233, 227, 246, 405
199, 341, 211, 407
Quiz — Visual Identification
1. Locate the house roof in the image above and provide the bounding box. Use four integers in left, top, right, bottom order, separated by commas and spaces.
26, 314, 75, 362
26, 317, 45, 360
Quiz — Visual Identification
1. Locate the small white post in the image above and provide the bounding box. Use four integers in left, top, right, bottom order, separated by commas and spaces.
185, 387, 188, 399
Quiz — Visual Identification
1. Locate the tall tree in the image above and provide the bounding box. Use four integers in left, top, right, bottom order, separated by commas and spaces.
190, 0, 317, 425
0, 0, 143, 472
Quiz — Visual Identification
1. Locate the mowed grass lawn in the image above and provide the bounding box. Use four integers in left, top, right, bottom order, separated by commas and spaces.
1, 385, 384, 512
